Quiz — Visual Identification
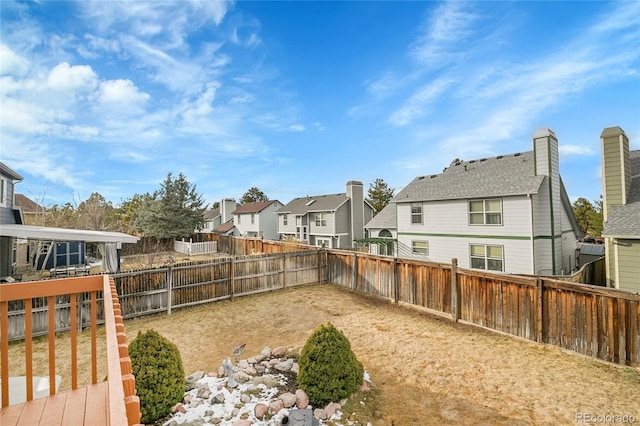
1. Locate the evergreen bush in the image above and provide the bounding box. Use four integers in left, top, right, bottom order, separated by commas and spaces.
298, 322, 364, 407
129, 329, 185, 424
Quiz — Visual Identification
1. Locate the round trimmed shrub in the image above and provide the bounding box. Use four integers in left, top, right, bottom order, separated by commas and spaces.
129, 329, 185, 424
298, 322, 364, 407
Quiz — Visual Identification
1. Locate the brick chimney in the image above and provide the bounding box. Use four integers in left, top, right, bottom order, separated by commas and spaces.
600, 126, 630, 221
346, 181, 364, 245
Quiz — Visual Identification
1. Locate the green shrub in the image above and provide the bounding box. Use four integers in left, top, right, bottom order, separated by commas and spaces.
298, 322, 364, 407
129, 329, 185, 424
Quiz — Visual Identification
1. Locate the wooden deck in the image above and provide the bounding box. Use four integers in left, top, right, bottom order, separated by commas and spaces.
1, 382, 108, 426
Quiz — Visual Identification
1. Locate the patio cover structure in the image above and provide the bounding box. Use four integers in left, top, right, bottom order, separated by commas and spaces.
0, 224, 139, 275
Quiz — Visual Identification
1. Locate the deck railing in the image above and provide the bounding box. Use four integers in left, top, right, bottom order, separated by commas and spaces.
0, 275, 141, 425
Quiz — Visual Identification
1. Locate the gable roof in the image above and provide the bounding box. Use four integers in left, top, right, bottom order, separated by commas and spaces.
14, 194, 43, 213
0, 162, 23, 181
277, 193, 348, 215
395, 151, 545, 203
214, 220, 235, 234
602, 150, 640, 238
365, 203, 396, 230
232, 200, 280, 215
204, 207, 220, 220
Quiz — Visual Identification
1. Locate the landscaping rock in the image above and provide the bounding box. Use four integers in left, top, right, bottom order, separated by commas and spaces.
268, 399, 284, 414
313, 408, 327, 420
295, 389, 309, 409
279, 392, 296, 408
254, 403, 268, 419
272, 346, 287, 356
324, 402, 341, 417
274, 358, 294, 371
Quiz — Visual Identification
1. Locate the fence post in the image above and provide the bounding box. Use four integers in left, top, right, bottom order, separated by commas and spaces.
394, 258, 400, 304
167, 264, 173, 315
283, 252, 288, 289
230, 257, 235, 301
451, 258, 459, 322
317, 249, 322, 284
352, 252, 358, 291
536, 278, 543, 343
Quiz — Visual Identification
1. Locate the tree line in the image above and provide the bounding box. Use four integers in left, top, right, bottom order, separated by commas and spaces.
32, 175, 396, 240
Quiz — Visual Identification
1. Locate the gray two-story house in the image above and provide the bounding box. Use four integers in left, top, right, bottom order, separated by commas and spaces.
277, 181, 374, 249
0, 163, 25, 277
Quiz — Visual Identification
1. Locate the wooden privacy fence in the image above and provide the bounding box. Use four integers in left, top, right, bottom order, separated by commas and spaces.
201, 234, 317, 256
326, 251, 640, 367
5, 250, 325, 341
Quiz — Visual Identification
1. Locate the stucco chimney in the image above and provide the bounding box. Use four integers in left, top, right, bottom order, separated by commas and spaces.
600, 126, 630, 221
346, 181, 364, 245
533, 128, 562, 274
221, 198, 237, 223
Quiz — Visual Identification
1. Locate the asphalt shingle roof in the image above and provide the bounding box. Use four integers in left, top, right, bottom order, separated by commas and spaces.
365, 202, 396, 229
394, 151, 545, 202
14, 194, 42, 213
277, 193, 348, 215
204, 207, 220, 220
232, 200, 280, 214
602, 150, 640, 237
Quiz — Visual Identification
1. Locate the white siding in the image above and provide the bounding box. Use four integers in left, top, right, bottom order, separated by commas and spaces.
396, 196, 534, 274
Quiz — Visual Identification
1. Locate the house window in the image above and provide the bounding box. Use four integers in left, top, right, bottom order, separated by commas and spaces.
251, 213, 255, 224
237, 215, 241, 225
315, 212, 326, 227
412, 240, 429, 255
283, 214, 288, 226
470, 244, 504, 271
469, 199, 502, 225
411, 203, 423, 224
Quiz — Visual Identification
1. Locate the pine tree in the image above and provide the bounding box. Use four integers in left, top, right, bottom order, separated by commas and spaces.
367, 178, 394, 215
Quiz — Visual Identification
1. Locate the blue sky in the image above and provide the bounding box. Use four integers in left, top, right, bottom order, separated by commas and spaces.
1, 1, 639, 209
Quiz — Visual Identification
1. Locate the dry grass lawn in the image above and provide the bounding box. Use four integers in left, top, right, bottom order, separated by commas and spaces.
6, 283, 640, 425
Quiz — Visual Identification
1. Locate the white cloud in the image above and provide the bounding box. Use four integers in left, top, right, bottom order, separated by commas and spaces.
47, 62, 97, 92
288, 124, 305, 132
388, 78, 454, 126
98, 79, 150, 104
559, 145, 596, 156
410, 1, 480, 66
0, 44, 29, 76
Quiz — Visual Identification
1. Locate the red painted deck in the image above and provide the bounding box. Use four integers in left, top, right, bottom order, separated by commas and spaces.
0, 382, 108, 426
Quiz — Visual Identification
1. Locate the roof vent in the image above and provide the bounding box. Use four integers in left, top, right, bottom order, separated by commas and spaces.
497, 155, 504, 159
430, 175, 437, 178
469, 160, 476, 163
480, 158, 486, 162
418, 176, 425, 180
514, 152, 522, 157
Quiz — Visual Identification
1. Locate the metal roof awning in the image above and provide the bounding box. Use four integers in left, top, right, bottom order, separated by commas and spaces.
0, 224, 139, 244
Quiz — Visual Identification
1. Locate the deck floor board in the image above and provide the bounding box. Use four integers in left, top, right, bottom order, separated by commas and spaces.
0, 382, 108, 426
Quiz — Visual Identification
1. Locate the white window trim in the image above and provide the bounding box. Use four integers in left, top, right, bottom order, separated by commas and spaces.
468, 198, 503, 226
470, 244, 504, 272
410, 203, 423, 225
411, 240, 429, 255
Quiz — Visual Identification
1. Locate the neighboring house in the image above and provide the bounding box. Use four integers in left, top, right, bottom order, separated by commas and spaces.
0, 163, 24, 277
277, 181, 375, 249
363, 202, 397, 256
14, 194, 44, 225
197, 198, 236, 233
600, 126, 640, 292
373, 129, 581, 275
233, 200, 283, 240
0, 162, 139, 279
213, 220, 237, 236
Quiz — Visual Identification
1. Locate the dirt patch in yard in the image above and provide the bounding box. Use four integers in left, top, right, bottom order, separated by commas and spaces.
6, 284, 640, 425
